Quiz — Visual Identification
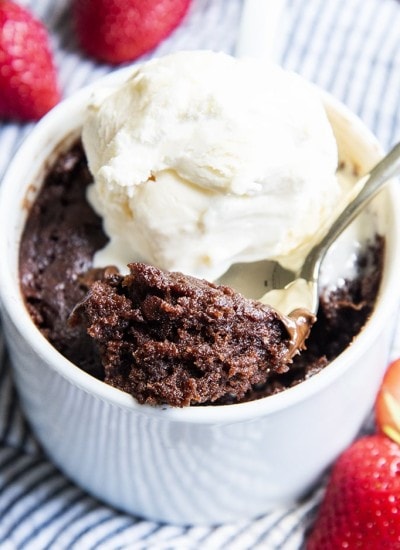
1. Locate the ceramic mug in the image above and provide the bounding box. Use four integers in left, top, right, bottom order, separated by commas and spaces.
1, 68, 400, 525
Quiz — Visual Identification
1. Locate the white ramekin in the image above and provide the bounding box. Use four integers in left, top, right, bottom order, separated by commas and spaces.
1, 67, 400, 525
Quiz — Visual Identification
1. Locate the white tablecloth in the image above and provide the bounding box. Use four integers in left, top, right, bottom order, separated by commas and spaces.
1, 0, 400, 548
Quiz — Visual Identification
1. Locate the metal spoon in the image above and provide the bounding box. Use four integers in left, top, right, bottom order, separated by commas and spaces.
219, 142, 400, 316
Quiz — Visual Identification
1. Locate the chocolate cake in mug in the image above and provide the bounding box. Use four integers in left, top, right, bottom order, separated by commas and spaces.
19, 52, 384, 407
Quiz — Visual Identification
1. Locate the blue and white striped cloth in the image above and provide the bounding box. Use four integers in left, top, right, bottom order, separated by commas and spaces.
1, 0, 400, 548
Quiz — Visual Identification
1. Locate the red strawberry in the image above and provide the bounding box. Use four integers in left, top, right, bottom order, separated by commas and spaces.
376, 358, 400, 445
72, 0, 191, 65
0, 0, 60, 122
307, 435, 400, 550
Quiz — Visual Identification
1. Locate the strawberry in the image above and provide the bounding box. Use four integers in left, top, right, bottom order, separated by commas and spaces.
307, 435, 400, 550
376, 358, 400, 445
0, 0, 60, 122
72, 0, 191, 65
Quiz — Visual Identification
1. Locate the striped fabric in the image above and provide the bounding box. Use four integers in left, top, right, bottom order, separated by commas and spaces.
0, 0, 399, 548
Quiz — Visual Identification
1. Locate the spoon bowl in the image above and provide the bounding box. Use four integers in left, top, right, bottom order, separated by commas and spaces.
220, 142, 400, 316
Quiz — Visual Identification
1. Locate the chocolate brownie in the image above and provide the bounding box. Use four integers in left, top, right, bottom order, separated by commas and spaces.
19, 140, 108, 378
70, 263, 312, 407
19, 140, 384, 406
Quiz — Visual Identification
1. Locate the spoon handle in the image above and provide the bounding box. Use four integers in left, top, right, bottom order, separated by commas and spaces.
301, 141, 400, 282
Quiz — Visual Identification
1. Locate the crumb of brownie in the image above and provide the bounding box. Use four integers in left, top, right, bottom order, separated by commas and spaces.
70, 262, 302, 407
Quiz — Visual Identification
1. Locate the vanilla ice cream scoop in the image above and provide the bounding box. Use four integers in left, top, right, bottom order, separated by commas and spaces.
82, 50, 340, 280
